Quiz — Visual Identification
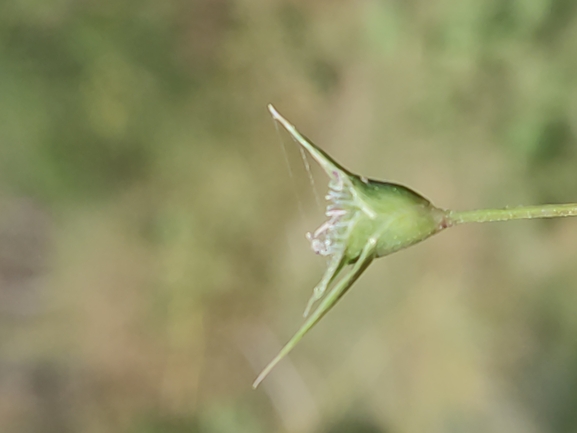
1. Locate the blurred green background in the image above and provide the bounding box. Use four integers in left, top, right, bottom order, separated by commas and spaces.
1, 1, 577, 432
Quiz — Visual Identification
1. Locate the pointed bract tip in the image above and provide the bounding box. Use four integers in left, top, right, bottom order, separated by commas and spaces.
268, 103, 279, 119
252, 375, 263, 389
267, 104, 296, 137
252, 356, 280, 389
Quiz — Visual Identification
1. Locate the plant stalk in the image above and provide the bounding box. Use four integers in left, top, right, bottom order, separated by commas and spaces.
447, 203, 577, 226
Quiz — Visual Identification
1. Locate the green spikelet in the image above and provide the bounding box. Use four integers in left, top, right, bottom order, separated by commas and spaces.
254, 105, 577, 389
253, 106, 448, 388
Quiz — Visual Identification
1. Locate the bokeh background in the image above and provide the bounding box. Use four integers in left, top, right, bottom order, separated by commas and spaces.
2, 1, 577, 432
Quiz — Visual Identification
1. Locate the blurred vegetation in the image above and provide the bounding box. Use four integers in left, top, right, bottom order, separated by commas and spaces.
1, 0, 577, 432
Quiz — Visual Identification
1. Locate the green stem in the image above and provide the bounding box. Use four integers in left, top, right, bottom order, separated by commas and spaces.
447, 203, 577, 226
